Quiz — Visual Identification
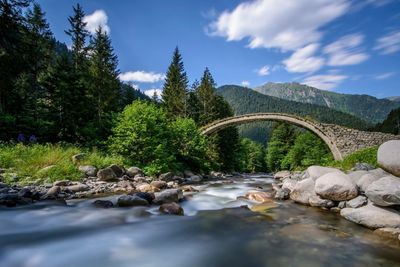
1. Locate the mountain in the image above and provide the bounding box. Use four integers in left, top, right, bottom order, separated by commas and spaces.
254, 82, 400, 123
373, 107, 400, 135
386, 96, 400, 102
217, 85, 372, 144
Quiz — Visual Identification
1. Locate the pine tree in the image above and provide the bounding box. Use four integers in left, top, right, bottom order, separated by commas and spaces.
151, 90, 159, 103
162, 47, 188, 118
197, 67, 217, 125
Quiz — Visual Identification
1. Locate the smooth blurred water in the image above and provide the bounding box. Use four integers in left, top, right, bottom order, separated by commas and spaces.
0, 174, 399, 267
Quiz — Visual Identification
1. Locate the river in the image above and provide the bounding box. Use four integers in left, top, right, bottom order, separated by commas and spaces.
0, 174, 399, 267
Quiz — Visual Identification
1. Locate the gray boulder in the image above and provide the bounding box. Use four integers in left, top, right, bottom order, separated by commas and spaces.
97, 167, 117, 181
78, 165, 97, 177
183, 170, 195, 177
185, 175, 202, 183
159, 172, 174, 181
346, 195, 367, 208
309, 195, 335, 208
126, 167, 143, 177
315, 172, 358, 201
377, 140, 400, 177
365, 176, 400, 206
281, 179, 297, 192
274, 170, 291, 180
274, 188, 290, 200
67, 183, 90, 193
347, 170, 369, 184
154, 189, 183, 204
340, 204, 400, 229
117, 195, 149, 207
305, 165, 341, 180
289, 178, 316, 205
109, 164, 125, 177
357, 173, 382, 193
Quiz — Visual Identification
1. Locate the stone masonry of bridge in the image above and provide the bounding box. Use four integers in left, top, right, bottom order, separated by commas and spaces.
201, 113, 400, 161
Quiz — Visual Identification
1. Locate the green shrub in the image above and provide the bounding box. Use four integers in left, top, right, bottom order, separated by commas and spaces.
238, 138, 266, 173
327, 146, 378, 170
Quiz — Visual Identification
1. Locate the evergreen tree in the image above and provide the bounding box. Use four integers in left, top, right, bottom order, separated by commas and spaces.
197, 67, 216, 125
187, 80, 201, 123
162, 47, 188, 118
151, 90, 158, 103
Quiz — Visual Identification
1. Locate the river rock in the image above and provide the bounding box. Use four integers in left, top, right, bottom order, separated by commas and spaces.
352, 163, 375, 171
117, 195, 149, 207
315, 172, 358, 201
53, 180, 70, 187
274, 170, 291, 180
281, 179, 297, 192
309, 195, 335, 208
93, 199, 114, 208
357, 173, 382, 193
378, 140, 400, 177
109, 164, 125, 177
183, 170, 195, 177
340, 204, 400, 229
136, 183, 154, 193
126, 167, 143, 177
245, 191, 273, 202
365, 176, 400, 206
290, 178, 316, 205
71, 153, 86, 164
274, 188, 290, 200
346, 196, 367, 208
44, 186, 61, 198
159, 202, 184, 215
67, 183, 90, 193
347, 170, 369, 184
374, 227, 400, 241
154, 189, 183, 204
78, 165, 97, 177
305, 166, 341, 180
97, 167, 117, 181
150, 180, 167, 189
185, 175, 203, 183
159, 172, 174, 181
135, 192, 155, 204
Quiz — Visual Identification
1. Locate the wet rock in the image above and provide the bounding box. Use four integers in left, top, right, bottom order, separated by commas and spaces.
305, 165, 341, 180
374, 227, 400, 241
67, 183, 90, 193
42, 186, 61, 199
377, 140, 400, 177
159, 172, 174, 181
245, 191, 273, 202
71, 153, 86, 164
154, 189, 183, 204
274, 188, 290, 200
352, 163, 375, 171
338, 201, 346, 209
315, 172, 358, 201
365, 176, 400, 206
53, 180, 70, 187
290, 178, 316, 205
180, 185, 198, 192
185, 175, 202, 183
126, 167, 143, 177
251, 202, 279, 212
347, 170, 369, 184
309, 195, 335, 208
78, 165, 97, 177
183, 170, 195, 177
330, 207, 341, 213
136, 183, 154, 193
340, 204, 400, 229
97, 167, 117, 181
281, 179, 297, 192
117, 195, 149, 207
93, 199, 114, 208
159, 202, 184, 215
274, 170, 291, 180
17, 187, 32, 198
346, 195, 367, 208
150, 180, 167, 189
0, 193, 20, 207
135, 192, 155, 204
109, 164, 125, 177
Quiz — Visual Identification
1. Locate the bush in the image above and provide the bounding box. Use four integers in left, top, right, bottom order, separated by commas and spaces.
328, 146, 378, 170
237, 138, 266, 173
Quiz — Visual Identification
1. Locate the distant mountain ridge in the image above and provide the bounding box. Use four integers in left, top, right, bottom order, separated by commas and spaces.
254, 82, 400, 123
386, 96, 400, 102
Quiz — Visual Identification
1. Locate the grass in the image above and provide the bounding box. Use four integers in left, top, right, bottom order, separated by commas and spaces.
0, 143, 125, 184
326, 146, 378, 171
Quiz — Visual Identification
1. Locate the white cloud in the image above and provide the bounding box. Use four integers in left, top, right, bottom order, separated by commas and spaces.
241, 80, 250, 87
257, 65, 270, 76
375, 72, 396, 80
283, 44, 325, 73
374, 30, 400, 55
324, 33, 369, 66
208, 0, 350, 51
119, 71, 165, 83
144, 89, 162, 99
303, 74, 347, 90
83, 10, 110, 34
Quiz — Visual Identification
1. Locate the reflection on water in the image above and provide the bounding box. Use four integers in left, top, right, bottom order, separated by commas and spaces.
0, 174, 399, 267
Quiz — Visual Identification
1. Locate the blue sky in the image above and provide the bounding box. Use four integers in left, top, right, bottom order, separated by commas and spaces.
37, 0, 400, 98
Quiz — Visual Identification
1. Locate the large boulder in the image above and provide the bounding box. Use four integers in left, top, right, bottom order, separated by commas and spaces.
305, 166, 341, 180
377, 140, 400, 177
340, 204, 400, 229
365, 176, 400, 206
315, 172, 358, 201
154, 189, 183, 204
117, 195, 149, 207
109, 164, 125, 177
290, 178, 316, 205
126, 167, 143, 177
347, 170, 369, 184
78, 165, 97, 177
274, 170, 291, 180
97, 167, 117, 181
357, 173, 383, 193
281, 179, 297, 192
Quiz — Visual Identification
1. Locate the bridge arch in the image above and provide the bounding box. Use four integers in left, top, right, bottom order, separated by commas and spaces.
201, 113, 343, 160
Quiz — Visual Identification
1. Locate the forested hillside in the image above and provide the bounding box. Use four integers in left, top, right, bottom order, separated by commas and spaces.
373, 107, 400, 135
218, 85, 372, 144
254, 82, 400, 123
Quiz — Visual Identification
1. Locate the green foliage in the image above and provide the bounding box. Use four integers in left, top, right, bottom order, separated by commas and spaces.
328, 147, 378, 171
0, 143, 123, 184
373, 107, 400, 135
238, 138, 266, 173
281, 131, 333, 170
254, 82, 400, 124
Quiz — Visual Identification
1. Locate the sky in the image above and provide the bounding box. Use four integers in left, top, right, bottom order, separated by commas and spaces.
36, 0, 400, 98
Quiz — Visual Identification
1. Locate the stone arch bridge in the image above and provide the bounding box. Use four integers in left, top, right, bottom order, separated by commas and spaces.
201, 113, 400, 161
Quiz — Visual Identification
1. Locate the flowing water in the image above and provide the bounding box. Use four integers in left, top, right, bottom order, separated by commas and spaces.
0, 174, 399, 267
